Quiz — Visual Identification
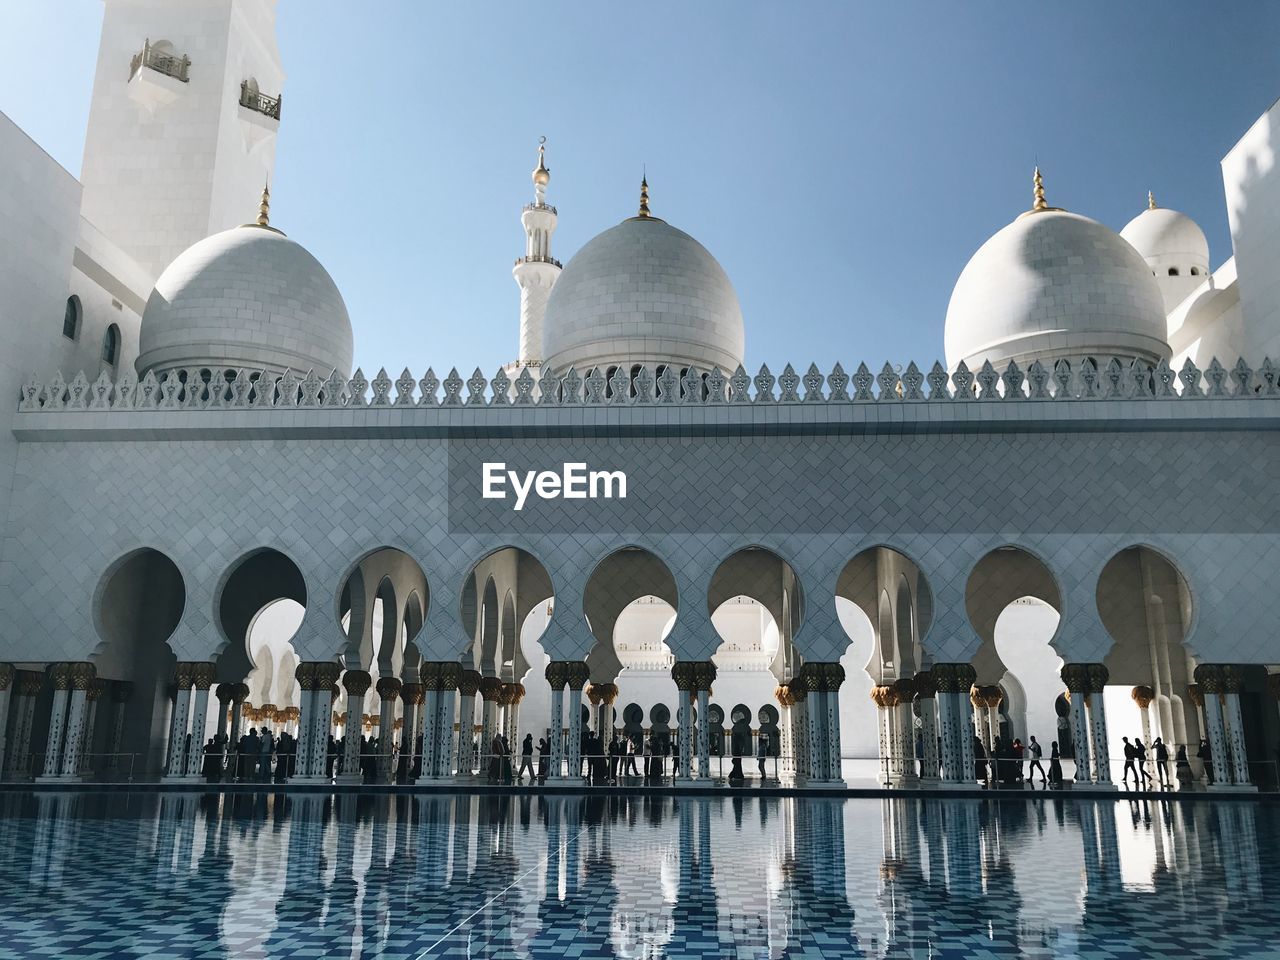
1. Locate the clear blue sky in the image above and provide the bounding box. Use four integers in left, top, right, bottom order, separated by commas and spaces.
3, 2, 1278, 375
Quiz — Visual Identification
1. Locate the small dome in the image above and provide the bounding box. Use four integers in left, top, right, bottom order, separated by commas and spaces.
1120, 202, 1209, 267
137, 224, 353, 379
542, 216, 745, 375
945, 208, 1169, 370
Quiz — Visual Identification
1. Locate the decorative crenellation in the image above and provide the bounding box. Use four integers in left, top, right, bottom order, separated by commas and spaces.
18, 355, 1280, 414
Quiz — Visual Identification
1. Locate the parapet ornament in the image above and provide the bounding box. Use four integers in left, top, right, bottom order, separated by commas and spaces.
18, 356, 1280, 412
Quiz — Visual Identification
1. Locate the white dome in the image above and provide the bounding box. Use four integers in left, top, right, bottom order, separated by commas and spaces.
1120, 205, 1209, 267
137, 224, 353, 378
944, 209, 1169, 370
542, 216, 745, 374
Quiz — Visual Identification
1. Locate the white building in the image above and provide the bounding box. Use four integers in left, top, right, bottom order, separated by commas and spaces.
2, 2, 1280, 792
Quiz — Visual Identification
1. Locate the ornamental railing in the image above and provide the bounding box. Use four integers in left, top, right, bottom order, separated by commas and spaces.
129, 39, 190, 83
16, 355, 1280, 413
523, 202, 558, 215
239, 81, 282, 120
514, 254, 562, 268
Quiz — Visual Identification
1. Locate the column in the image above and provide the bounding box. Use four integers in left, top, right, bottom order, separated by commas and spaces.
545, 661, 568, 780
787, 679, 811, 783
931, 664, 976, 784
436, 664, 462, 777
774, 684, 793, 778
1085, 664, 1112, 785
454, 669, 481, 777
164, 664, 194, 779
871, 685, 894, 784
419, 663, 442, 781
375, 677, 401, 783
401, 680, 424, 781
566, 663, 590, 781
105, 681, 132, 777
696, 686, 711, 779
894, 677, 918, 785
1131, 685, 1155, 747
824, 664, 846, 784
7, 672, 44, 780
214, 684, 234, 749
671, 663, 695, 782
39, 663, 73, 780
586, 682, 604, 738
478, 676, 502, 776
313, 664, 341, 780
338, 669, 372, 784
1222, 666, 1253, 788
799, 663, 845, 784
183, 664, 215, 779
1062, 664, 1093, 784
78, 680, 106, 776
799, 667, 825, 782
508, 683, 526, 743
289, 664, 316, 781
0, 664, 12, 776
915, 671, 940, 782
56, 663, 96, 780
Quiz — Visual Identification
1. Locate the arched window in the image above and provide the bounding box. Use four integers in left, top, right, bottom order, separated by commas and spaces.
1168, 267, 1180, 277
101, 323, 120, 366
62, 296, 81, 341
1190, 266, 1200, 276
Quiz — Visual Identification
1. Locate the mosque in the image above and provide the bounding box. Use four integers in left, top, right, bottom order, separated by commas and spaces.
2, 0, 1280, 793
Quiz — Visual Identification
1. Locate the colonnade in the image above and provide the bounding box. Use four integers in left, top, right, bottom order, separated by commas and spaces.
0, 657, 1274, 789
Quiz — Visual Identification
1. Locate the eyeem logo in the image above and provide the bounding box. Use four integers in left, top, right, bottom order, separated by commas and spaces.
482, 462, 628, 511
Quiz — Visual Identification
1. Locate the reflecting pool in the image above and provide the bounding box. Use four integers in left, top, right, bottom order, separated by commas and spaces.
0, 791, 1276, 958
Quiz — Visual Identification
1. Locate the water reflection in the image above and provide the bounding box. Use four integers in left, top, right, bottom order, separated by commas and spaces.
0, 791, 1274, 958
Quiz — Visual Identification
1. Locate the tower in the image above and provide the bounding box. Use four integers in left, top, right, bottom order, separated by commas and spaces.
79, 0, 285, 279
512, 139, 561, 366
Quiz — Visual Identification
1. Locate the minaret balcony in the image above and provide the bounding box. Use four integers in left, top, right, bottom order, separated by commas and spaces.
523, 202, 558, 215
127, 40, 191, 113
514, 254, 562, 268
129, 40, 190, 83
239, 82, 282, 121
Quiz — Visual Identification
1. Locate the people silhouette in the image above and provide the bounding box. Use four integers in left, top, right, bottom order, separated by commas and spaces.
1027, 735, 1047, 785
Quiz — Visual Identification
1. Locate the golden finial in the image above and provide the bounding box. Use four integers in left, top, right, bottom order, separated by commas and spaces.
1032, 166, 1047, 212
257, 180, 271, 227
533, 136, 550, 188
638, 174, 651, 219
1148, 190, 1157, 210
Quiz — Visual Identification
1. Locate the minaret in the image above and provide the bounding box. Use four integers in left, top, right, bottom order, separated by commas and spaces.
79, 0, 285, 279
512, 139, 561, 366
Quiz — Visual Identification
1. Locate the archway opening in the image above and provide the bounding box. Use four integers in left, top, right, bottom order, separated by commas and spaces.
334, 547, 429, 749
835, 547, 934, 780
583, 547, 678, 747
91, 548, 186, 775
1097, 546, 1200, 776
458, 547, 554, 759
965, 546, 1063, 776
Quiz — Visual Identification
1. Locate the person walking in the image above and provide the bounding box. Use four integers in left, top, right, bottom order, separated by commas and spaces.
625, 737, 640, 778
258, 726, 275, 783
756, 730, 769, 782
1198, 738, 1214, 785
517, 734, 535, 783
1048, 740, 1064, 786
1027, 736, 1047, 785
1152, 737, 1170, 787
1176, 744, 1195, 789
537, 736, 550, 784
1121, 737, 1138, 786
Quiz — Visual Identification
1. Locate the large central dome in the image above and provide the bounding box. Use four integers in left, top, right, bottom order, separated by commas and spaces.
137, 218, 353, 380
541, 210, 745, 375
945, 172, 1169, 371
